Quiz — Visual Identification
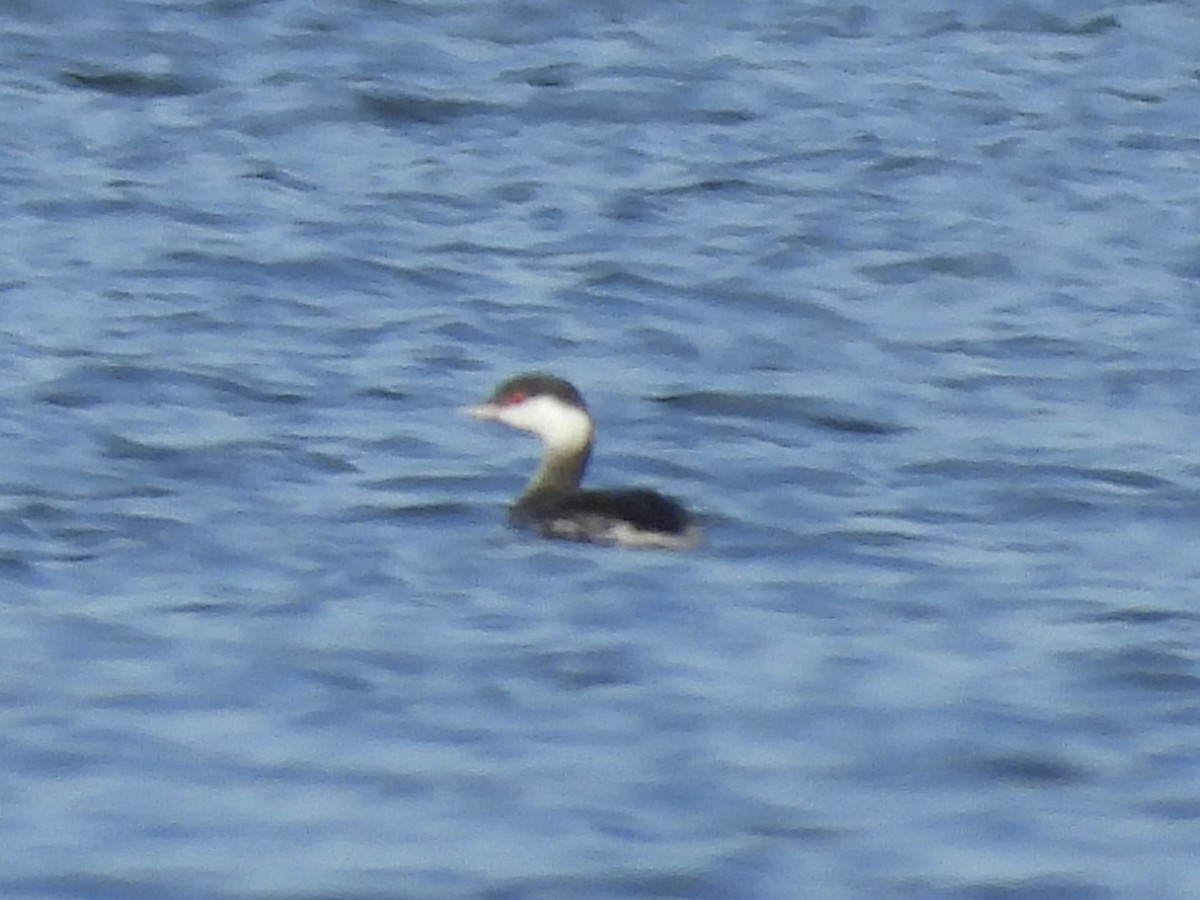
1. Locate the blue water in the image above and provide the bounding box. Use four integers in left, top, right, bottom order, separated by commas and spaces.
2, 1, 1199, 897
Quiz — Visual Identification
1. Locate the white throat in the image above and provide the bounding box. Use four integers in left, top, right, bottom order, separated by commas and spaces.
499, 394, 593, 455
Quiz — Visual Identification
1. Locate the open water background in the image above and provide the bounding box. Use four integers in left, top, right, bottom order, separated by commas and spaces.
2, 1, 1200, 898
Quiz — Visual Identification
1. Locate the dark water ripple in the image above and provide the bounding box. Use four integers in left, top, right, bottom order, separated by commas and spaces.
2, 1, 1200, 898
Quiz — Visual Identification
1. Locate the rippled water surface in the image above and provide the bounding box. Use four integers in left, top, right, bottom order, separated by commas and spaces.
3, 1, 1200, 898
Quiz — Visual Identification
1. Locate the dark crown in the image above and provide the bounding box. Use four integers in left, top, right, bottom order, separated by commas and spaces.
487, 372, 587, 410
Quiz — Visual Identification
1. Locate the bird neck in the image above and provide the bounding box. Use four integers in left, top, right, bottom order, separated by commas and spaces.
524, 436, 592, 497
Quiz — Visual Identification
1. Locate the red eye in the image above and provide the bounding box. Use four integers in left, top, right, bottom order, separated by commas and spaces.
500, 390, 526, 406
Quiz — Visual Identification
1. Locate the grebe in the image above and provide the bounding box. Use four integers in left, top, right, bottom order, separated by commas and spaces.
463, 373, 700, 549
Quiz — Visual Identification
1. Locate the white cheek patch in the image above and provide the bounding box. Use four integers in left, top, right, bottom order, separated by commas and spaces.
499, 395, 592, 452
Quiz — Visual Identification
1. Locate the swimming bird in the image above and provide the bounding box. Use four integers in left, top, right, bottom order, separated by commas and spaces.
463, 372, 699, 549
